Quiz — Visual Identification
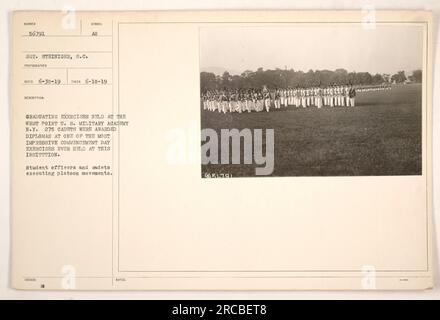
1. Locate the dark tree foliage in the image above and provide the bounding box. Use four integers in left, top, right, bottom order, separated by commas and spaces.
201, 68, 379, 91
391, 70, 407, 83
200, 68, 422, 91
408, 69, 422, 83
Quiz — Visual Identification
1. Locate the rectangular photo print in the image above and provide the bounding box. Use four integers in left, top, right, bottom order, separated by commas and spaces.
200, 25, 424, 178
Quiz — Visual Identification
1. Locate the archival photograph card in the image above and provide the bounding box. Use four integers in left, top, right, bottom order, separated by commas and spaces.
10, 10, 433, 290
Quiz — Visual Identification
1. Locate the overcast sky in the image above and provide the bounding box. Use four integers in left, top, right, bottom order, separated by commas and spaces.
200, 25, 423, 76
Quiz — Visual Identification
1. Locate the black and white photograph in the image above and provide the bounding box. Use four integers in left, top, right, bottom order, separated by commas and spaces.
200, 25, 424, 177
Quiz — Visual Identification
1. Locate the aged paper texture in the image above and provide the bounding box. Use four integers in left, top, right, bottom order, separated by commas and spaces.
11, 10, 433, 290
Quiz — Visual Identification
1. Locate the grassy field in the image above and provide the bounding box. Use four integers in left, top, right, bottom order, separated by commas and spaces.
201, 84, 422, 177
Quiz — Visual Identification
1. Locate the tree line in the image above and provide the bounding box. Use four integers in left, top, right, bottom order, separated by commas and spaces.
200, 68, 422, 91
